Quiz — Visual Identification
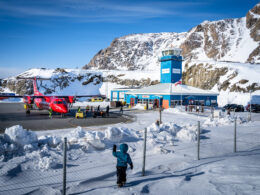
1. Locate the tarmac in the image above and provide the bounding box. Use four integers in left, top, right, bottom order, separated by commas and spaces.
0, 103, 132, 133
1, 103, 259, 133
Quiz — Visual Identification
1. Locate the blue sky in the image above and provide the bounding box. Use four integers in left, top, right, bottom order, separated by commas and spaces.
0, 0, 258, 78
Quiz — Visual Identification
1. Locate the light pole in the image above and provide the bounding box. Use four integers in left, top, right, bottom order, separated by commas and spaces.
249, 90, 252, 121
104, 70, 109, 100
181, 83, 183, 111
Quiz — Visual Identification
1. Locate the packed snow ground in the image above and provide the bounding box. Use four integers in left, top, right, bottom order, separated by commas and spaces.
0, 108, 259, 195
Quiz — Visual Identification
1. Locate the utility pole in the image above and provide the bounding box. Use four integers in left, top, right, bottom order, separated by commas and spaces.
142, 128, 147, 176
104, 71, 108, 100
249, 90, 252, 122
234, 117, 237, 153
159, 107, 162, 125
197, 121, 200, 160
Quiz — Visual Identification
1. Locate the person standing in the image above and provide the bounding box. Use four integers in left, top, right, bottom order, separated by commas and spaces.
85, 106, 89, 118
90, 106, 93, 117
106, 105, 110, 116
120, 105, 123, 114
49, 108, 53, 119
112, 144, 133, 187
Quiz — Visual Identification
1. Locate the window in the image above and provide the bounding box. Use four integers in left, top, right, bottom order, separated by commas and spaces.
54, 101, 63, 104
199, 100, 204, 105
112, 92, 117, 100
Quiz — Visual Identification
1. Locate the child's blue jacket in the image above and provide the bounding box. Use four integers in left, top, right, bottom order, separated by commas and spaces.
112, 144, 132, 167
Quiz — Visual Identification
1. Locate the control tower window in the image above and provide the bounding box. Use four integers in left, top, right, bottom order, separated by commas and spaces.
162, 48, 182, 57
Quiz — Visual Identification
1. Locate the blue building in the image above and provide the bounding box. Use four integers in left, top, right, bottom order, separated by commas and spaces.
111, 48, 218, 109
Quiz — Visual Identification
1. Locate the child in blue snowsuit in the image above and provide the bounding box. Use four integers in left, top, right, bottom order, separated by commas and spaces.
113, 144, 133, 187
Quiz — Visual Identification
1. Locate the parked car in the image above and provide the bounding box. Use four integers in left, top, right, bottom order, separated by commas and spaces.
246, 104, 260, 113
236, 105, 244, 112
222, 104, 244, 112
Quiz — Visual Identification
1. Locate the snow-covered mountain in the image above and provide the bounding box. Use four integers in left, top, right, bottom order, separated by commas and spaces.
84, 3, 260, 95
0, 68, 102, 96
85, 3, 260, 70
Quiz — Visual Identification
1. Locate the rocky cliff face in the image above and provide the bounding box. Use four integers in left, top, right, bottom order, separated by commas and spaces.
85, 4, 260, 71
86, 32, 186, 71
83, 3, 260, 93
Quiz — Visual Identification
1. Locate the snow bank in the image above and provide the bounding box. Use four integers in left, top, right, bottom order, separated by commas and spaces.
163, 107, 182, 114
1, 112, 245, 174
203, 115, 247, 127
0, 125, 141, 173
176, 124, 197, 141
25, 145, 62, 170
4, 125, 38, 146
147, 122, 198, 143
133, 104, 145, 110
145, 122, 198, 153
104, 127, 138, 143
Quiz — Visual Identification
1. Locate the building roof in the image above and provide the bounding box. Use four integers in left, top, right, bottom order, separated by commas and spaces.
125, 83, 219, 96
111, 87, 140, 91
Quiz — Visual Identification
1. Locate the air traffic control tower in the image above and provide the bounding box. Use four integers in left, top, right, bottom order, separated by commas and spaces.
160, 48, 182, 83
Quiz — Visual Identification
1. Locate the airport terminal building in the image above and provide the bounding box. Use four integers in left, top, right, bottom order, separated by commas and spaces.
111, 48, 218, 109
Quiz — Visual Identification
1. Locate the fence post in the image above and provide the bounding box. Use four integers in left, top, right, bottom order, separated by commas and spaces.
63, 137, 67, 195
159, 107, 162, 125
211, 106, 214, 119
142, 128, 147, 176
234, 118, 237, 153
197, 121, 200, 160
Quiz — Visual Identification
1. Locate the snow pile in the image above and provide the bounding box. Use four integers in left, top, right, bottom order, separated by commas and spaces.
203, 115, 247, 127
0, 121, 197, 172
133, 104, 145, 110
104, 127, 138, 143
0, 126, 63, 174
38, 135, 62, 147
0, 125, 142, 173
68, 126, 86, 139
24, 145, 62, 170
147, 122, 198, 142
176, 124, 198, 142
164, 107, 182, 114
4, 125, 38, 146
145, 122, 198, 153
64, 126, 139, 151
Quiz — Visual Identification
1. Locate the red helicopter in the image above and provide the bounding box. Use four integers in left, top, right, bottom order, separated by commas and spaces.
0, 77, 104, 115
